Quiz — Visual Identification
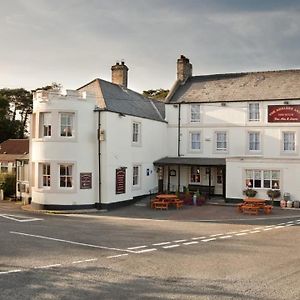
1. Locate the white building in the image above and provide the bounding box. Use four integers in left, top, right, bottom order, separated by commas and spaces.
30, 63, 167, 210
155, 55, 300, 203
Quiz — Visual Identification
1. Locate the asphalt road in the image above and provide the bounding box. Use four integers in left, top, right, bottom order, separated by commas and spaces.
0, 202, 300, 300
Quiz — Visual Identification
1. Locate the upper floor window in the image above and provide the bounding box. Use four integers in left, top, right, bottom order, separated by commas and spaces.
132, 165, 140, 186
190, 132, 201, 150
59, 164, 73, 188
248, 132, 260, 151
132, 122, 141, 144
248, 103, 260, 121
60, 113, 74, 137
40, 112, 51, 137
191, 104, 200, 122
215, 131, 227, 151
283, 132, 295, 152
41, 163, 51, 187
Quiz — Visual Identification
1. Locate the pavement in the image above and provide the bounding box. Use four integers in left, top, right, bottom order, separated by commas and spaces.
5, 196, 300, 224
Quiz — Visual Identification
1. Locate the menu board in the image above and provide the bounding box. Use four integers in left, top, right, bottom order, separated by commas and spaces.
80, 173, 92, 189
116, 168, 126, 194
268, 105, 300, 122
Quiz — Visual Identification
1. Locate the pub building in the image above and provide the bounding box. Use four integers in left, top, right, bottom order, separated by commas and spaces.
29, 56, 300, 209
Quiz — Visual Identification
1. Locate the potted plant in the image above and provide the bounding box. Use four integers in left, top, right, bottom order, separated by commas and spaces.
243, 188, 257, 198
267, 189, 281, 206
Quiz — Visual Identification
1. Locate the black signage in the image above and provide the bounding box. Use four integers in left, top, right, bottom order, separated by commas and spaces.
80, 173, 92, 189
116, 168, 126, 194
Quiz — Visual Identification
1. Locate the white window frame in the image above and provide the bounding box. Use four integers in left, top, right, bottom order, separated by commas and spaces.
132, 165, 141, 188
190, 132, 201, 151
245, 169, 280, 189
190, 166, 201, 183
60, 113, 74, 137
132, 122, 141, 146
40, 112, 52, 137
215, 131, 227, 152
282, 131, 296, 152
248, 131, 261, 152
190, 104, 201, 123
0, 162, 9, 173
39, 163, 51, 188
248, 102, 260, 122
59, 164, 73, 188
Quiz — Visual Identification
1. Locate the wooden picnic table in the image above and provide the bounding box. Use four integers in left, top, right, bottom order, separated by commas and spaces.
151, 194, 183, 210
237, 198, 272, 215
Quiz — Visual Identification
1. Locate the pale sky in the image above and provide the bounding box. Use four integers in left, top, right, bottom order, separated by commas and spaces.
1, 0, 300, 93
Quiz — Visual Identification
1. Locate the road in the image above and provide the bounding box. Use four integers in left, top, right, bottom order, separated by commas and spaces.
0, 202, 300, 300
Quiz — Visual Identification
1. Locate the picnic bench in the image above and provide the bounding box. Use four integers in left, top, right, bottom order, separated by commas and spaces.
237, 198, 273, 215
151, 194, 184, 210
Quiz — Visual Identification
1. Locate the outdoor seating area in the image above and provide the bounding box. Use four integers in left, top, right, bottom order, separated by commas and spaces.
151, 194, 184, 210
237, 198, 273, 215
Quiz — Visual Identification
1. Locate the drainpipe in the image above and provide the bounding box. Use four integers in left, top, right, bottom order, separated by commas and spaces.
94, 107, 102, 209
177, 103, 181, 191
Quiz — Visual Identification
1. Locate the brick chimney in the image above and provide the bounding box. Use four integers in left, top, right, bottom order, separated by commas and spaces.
177, 55, 192, 82
111, 61, 129, 87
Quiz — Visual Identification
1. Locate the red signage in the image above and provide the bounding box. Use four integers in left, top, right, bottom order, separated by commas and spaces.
268, 105, 300, 123
116, 168, 126, 194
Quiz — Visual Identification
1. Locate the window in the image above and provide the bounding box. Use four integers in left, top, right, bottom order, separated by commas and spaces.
216, 131, 227, 151
190, 132, 201, 150
132, 122, 140, 144
216, 168, 223, 184
191, 104, 200, 122
41, 163, 51, 187
245, 169, 280, 189
60, 113, 74, 137
248, 103, 260, 121
248, 132, 260, 151
40, 112, 51, 137
191, 166, 201, 183
283, 132, 295, 152
59, 164, 73, 188
132, 165, 140, 186
0, 162, 8, 173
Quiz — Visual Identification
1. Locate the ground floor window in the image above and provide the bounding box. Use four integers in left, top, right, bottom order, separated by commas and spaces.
132, 165, 140, 186
216, 168, 223, 184
40, 163, 51, 187
245, 169, 280, 189
59, 164, 73, 188
190, 166, 201, 183
0, 162, 8, 173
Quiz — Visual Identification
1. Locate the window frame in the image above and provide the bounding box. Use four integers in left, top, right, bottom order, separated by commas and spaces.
190, 166, 201, 183
39, 163, 51, 188
282, 131, 296, 153
248, 102, 260, 122
190, 131, 201, 151
39, 112, 52, 138
132, 121, 141, 146
190, 104, 201, 123
60, 112, 74, 137
132, 165, 141, 188
59, 164, 73, 188
245, 169, 280, 190
215, 131, 227, 152
248, 131, 261, 152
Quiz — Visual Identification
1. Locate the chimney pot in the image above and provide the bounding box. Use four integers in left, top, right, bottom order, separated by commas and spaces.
111, 61, 129, 87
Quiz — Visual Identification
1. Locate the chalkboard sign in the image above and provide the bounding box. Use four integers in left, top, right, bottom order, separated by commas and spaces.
116, 168, 126, 194
80, 173, 92, 189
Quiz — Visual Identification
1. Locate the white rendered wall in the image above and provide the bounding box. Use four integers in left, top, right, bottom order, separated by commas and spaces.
30, 90, 98, 207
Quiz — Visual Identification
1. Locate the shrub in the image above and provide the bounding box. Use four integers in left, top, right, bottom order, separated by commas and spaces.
0, 174, 16, 197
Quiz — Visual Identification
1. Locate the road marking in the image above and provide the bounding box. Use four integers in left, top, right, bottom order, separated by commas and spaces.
107, 254, 129, 259
254, 227, 263, 230
191, 236, 206, 240
0, 269, 22, 275
183, 241, 199, 245
263, 228, 274, 231
235, 233, 248, 236
239, 229, 252, 232
152, 242, 171, 246
249, 230, 261, 233
277, 223, 286, 225
134, 248, 157, 254
10, 231, 134, 253
34, 264, 61, 269
287, 221, 295, 224
219, 235, 232, 239
209, 233, 223, 237
173, 239, 187, 243
163, 244, 180, 249
284, 224, 294, 227
274, 226, 284, 229
201, 238, 216, 242
226, 232, 238, 234
72, 258, 98, 264
0, 214, 43, 222
127, 245, 147, 250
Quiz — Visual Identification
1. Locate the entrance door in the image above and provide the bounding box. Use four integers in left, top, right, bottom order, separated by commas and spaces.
214, 167, 224, 195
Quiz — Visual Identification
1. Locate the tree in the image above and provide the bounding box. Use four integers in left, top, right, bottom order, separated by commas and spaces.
143, 89, 169, 101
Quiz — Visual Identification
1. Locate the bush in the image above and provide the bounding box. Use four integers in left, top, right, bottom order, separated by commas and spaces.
243, 188, 257, 198
0, 174, 16, 197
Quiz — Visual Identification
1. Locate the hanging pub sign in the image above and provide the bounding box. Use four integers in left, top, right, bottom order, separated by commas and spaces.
268, 105, 300, 122
116, 167, 126, 194
80, 173, 92, 189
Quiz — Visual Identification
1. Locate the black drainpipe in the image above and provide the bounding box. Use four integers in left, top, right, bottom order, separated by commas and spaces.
94, 107, 102, 209
177, 103, 181, 191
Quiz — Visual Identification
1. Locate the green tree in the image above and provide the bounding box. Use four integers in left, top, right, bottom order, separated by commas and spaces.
143, 89, 169, 101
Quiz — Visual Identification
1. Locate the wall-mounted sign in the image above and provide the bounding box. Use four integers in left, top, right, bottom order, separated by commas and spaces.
116, 168, 126, 194
80, 173, 92, 189
169, 169, 176, 176
268, 105, 300, 122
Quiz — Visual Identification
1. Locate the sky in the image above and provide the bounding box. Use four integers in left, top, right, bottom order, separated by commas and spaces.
1, 0, 300, 93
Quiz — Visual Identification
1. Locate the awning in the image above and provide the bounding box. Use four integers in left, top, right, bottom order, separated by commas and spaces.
153, 157, 226, 166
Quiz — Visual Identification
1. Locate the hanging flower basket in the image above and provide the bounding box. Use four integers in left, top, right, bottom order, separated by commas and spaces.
243, 188, 257, 198
267, 189, 281, 199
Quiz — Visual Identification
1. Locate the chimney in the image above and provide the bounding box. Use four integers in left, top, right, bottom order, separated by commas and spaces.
177, 55, 192, 82
111, 61, 129, 87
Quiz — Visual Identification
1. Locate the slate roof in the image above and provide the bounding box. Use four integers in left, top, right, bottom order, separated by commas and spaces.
78, 79, 165, 122
153, 157, 226, 166
0, 139, 29, 155
166, 70, 300, 103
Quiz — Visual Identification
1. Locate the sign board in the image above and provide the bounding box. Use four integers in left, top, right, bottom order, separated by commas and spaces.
268, 105, 300, 123
116, 168, 126, 194
80, 173, 92, 189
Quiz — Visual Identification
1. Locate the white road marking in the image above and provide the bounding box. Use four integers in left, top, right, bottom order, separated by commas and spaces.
127, 245, 147, 250
226, 232, 238, 234
254, 227, 263, 230
34, 264, 61, 269
0, 214, 43, 222
173, 239, 187, 243
107, 254, 129, 259
152, 242, 171, 246
219, 235, 232, 239
274, 226, 284, 229
183, 241, 199, 245
0, 269, 22, 275
249, 230, 261, 234
163, 244, 180, 249
201, 238, 216, 242
263, 228, 274, 231
72, 258, 98, 264
239, 229, 252, 232
284, 224, 294, 227
287, 221, 295, 224
277, 223, 286, 225
10, 231, 134, 253
191, 236, 206, 240
209, 233, 223, 237
235, 233, 248, 236
134, 248, 157, 254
